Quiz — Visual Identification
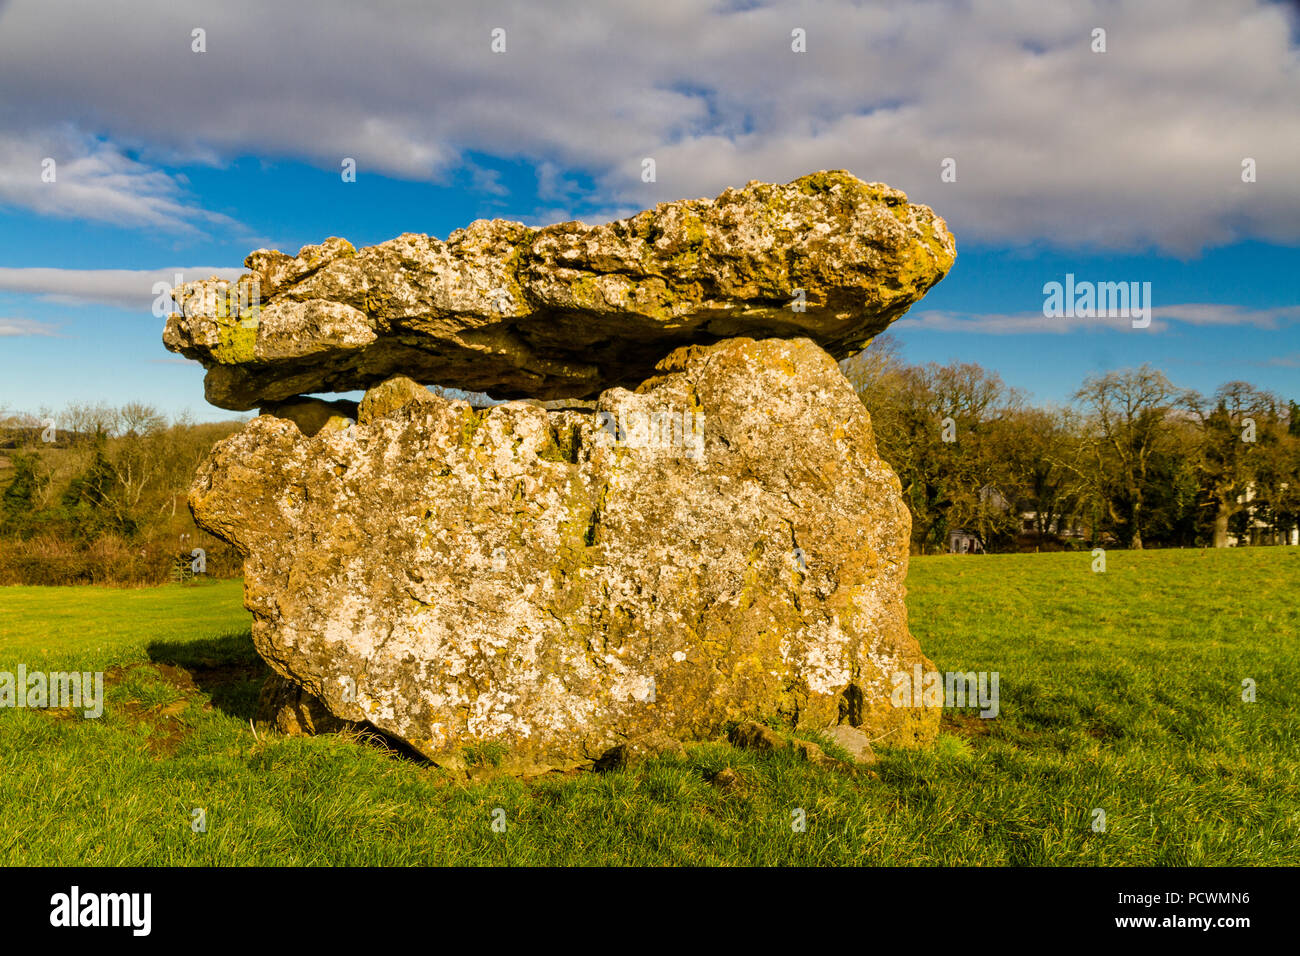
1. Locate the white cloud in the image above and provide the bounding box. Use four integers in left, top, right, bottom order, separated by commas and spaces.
0, 0, 1295, 251
0, 316, 59, 337
903, 309, 1163, 334
0, 127, 244, 232
0, 266, 244, 310
1152, 304, 1300, 327
903, 303, 1300, 334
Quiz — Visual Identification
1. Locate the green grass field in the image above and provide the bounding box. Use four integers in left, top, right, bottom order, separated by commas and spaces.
1, 548, 1296, 865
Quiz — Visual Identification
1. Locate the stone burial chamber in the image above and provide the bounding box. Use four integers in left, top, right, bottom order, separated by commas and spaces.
169, 171, 954, 775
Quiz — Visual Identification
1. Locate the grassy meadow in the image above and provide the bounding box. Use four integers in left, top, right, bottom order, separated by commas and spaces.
1, 547, 1296, 866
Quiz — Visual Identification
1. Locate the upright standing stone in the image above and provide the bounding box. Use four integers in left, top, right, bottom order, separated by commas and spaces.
190, 337, 941, 774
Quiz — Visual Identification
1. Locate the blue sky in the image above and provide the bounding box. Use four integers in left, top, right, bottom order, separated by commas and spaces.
0, 0, 1297, 421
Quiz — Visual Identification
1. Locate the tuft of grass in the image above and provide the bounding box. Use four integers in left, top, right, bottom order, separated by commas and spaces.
931, 733, 974, 761
463, 741, 510, 769
0, 547, 1297, 865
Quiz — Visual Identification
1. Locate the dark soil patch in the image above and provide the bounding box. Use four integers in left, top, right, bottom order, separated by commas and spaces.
146, 633, 269, 721
941, 711, 996, 740
102, 663, 198, 757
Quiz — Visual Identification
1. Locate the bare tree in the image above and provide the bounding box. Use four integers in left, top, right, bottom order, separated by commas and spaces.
1074, 365, 1190, 549
59, 401, 119, 442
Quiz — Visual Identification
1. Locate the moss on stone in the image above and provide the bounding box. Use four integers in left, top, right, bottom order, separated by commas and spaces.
458, 406, 486, 446
570, 274, 606, 310
538, 422, 582, 464
213, 319, 258, 364
679, 211, 708, 247
175, 171, 956, 421
363, 289, 394, 316
794, 170, 860, 196
876, 216, 953, 309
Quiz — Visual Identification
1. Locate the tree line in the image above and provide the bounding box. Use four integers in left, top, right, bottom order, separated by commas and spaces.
844, 336, 1300, 553
0, 403, 246, 585
3, 351, 1298, 585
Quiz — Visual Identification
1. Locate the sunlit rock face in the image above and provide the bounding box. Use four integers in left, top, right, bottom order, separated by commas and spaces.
163, 171, 955, 411
190, 338, 941, 775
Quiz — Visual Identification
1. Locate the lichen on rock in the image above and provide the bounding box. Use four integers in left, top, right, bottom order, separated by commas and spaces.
174, 172, 954, 776
164, 170, 955, 410
191, 337, 941, 774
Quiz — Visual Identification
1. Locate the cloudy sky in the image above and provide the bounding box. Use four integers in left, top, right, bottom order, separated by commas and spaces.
0, 0, 1297, 420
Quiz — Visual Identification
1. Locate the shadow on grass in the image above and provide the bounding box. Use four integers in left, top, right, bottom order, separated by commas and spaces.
146, 630, 268, 722
143, 630, 433, 766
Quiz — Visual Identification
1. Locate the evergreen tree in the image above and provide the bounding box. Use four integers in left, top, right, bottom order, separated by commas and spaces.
0, 452, 44, 535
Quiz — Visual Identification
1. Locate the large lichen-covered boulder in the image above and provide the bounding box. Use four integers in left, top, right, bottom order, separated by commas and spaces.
164, 171, 955, 410
189, 337, 940, 774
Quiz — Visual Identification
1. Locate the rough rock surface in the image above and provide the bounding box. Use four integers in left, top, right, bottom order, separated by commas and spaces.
728, 721, 839, 768
257, 672, 356, 737
821, 724, 878, 765
164, 171, 955, 410
190, 337, 940, 774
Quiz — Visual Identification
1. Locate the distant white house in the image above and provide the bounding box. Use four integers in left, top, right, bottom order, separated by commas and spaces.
1228, 482, 1300, 546
944, 485, 1008, 553
948, 485, 1087, 553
